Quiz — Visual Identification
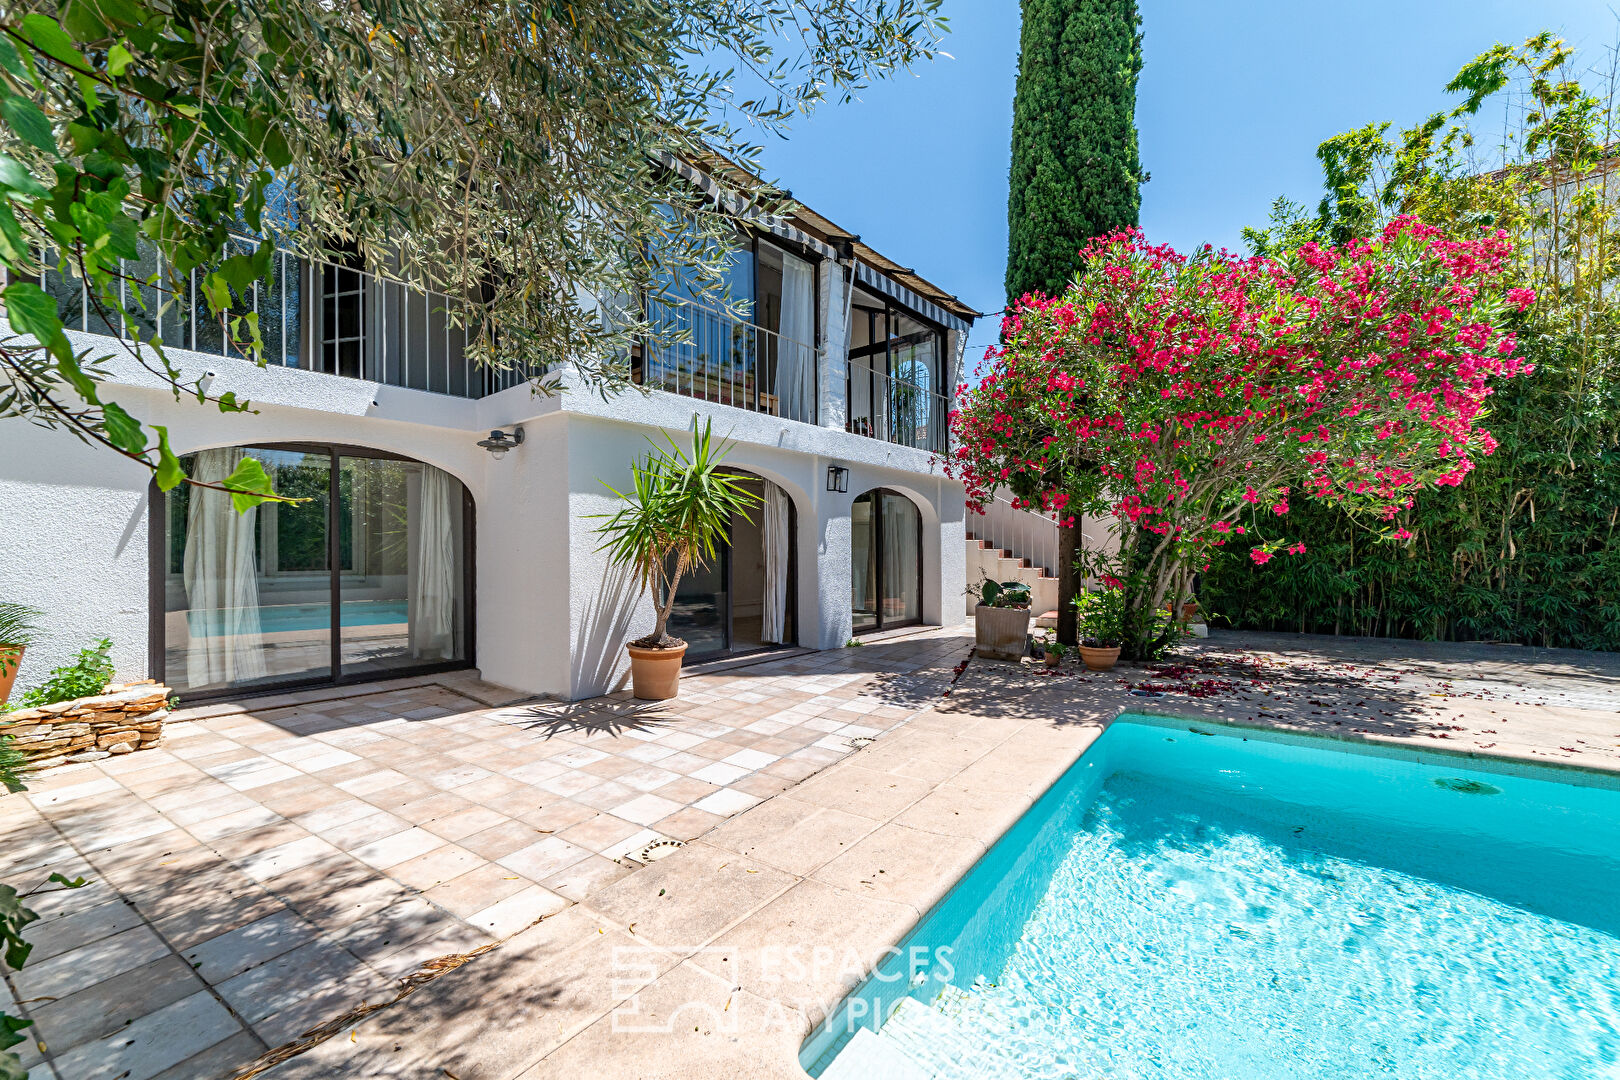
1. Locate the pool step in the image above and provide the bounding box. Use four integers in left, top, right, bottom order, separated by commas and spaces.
866, 997, 1032, 1080
816, 1027, 932, 1080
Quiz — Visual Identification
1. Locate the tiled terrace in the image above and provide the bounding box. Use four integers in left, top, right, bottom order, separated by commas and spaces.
0, 633, 969, 1080
4, 625, 1617, 1079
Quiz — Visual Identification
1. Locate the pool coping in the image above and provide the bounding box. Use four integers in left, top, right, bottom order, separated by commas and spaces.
260, 662, 1620, 1080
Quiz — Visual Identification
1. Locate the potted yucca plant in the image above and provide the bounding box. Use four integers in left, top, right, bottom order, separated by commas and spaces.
593, 422, 760, 700
0, 605, 40, 707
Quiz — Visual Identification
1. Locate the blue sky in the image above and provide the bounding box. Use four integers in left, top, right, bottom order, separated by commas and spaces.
759, 0, 1616, 350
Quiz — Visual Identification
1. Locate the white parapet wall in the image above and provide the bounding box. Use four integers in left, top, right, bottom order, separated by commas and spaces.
0, 327, 965, 702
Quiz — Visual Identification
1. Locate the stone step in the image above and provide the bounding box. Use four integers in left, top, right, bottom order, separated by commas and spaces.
868, 997, 1031, 1080
816, 1026, 932, 1080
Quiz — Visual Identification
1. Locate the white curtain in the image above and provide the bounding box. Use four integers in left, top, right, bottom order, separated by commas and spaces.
881, 493, 922, 624
778, 250, 817, 424
761, 484, 791, 643
183, 448, 266, 687
410, 465, 458, 659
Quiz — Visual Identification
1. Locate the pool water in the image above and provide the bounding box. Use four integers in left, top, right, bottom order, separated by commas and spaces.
187, 599, 408, 636
805, 718, 1620, 1079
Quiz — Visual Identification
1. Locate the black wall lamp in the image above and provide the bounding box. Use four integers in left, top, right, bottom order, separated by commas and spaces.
826, 464, 849, 493
478, 427, 525, 458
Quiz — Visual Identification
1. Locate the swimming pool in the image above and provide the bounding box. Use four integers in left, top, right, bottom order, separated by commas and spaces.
804, 716, 1620, 1079
186, 599, 408, 636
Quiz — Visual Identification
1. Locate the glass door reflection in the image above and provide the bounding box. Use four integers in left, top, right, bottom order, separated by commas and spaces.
165, 447, 334, 695
849, 489, 921, 634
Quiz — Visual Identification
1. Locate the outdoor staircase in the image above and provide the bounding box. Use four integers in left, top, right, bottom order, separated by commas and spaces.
965, 531, 1059, 628
818, 988, 1033, 1080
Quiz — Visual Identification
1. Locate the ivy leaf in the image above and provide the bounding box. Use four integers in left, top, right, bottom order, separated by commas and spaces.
0, 36, 28, 84
221, 455, 278, 512
261, 126, 292, 171
106, 42, 134, 76
101, 400, 145, 454
0, 1012, 32, 1053
0, 154, 47, 199
19, 14, 90, 71
152, 426, 184, 491
0, 95, 55, 154
55, 350, 100, 402
3, 281, 63, 344
0, 202, 27, 263
198, 272, 232, 315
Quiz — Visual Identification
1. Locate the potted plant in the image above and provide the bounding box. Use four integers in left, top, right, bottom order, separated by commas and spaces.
1043, 637, 1066, 669
970, 575, 1032, 661
0, 605, 40, 707
1073, 587, 1124, 672
593, 422, 760, 700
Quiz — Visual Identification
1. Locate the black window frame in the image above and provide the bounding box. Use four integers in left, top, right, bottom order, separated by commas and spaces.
850, 487, 925, 635
147, 442, 477, 703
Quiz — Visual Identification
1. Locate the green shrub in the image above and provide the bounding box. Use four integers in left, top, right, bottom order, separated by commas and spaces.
16, 639, 114, 709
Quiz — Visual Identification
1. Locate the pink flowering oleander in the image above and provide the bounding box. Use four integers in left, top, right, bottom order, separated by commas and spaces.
945, 218, 1531, 654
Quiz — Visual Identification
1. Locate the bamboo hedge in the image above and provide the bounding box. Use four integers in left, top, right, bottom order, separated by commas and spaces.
1205, 34, 1620, 650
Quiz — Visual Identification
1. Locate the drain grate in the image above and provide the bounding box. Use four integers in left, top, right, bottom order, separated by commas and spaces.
634, 838, 686, 863
1433, 777, 1501, 796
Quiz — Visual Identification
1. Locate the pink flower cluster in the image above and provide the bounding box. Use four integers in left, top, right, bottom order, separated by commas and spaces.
946, 217, 1531, 567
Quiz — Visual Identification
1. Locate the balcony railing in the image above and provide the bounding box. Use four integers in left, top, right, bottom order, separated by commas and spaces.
636, 295, 820, 425
846, 365, 950, 454
26, 240, 535, 399
27, 242, 957, 449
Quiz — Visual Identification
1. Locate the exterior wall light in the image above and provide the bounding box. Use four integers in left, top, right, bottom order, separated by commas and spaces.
826, 464, 849, 493
478, 427, 525, 458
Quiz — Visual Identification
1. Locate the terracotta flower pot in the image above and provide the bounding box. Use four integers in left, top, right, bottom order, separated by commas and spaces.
1078, 645, 1120, 672
974, 605, 1031, 662
0, 644, 23, 707
626, 642, 687, 700
1180, 601, 1199, 623
1043, 650, 1061, 668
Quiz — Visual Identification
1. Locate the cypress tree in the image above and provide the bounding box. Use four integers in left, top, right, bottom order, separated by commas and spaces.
1005, 0, 1145, 302
1005, 0, 1144, 644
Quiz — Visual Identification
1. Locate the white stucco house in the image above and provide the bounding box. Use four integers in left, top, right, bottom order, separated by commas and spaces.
0, 178, 975, 704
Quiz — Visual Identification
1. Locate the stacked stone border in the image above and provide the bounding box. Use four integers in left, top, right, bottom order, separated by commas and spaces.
1, 680, 171, 767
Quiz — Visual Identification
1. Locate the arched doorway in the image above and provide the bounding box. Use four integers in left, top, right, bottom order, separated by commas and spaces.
151, 443, 474, 699
665, 473, 798, 660
851, 488, 922, 633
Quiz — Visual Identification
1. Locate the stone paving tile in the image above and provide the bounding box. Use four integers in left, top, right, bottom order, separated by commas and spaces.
49, 990, 241, 1080
2, 638, 972, 1080
422, 863, 535, 919
22, 897, 143, 963
149, 1030, 265, 1080
464, 885, 570, 937
26, 953, 206, 1055
13, 923, 171, 1000
182, 908, 321, 983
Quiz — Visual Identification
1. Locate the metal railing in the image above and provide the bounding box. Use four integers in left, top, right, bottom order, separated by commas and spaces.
971, 494, 1060, 577
845, 364, 950, 453
31, 239, 538, 399
637, 295, 820, 425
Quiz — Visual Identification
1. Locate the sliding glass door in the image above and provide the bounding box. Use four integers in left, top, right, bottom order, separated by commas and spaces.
158, 445, 472, 698
851, 489, 923, 634
663, 474, 796, 660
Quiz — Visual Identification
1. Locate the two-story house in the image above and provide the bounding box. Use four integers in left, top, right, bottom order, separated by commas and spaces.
0, 169, 975, 703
